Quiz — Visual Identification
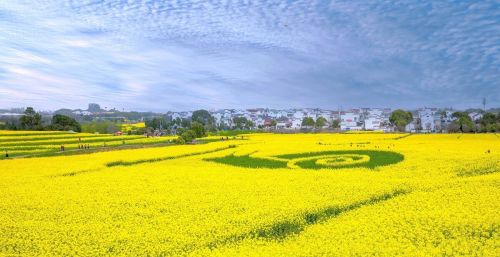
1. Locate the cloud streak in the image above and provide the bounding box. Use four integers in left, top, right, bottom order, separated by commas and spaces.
0, 0, 498, 111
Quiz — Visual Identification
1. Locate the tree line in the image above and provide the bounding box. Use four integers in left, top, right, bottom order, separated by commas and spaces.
389, 109, 500, 132
1, 107, 81, 132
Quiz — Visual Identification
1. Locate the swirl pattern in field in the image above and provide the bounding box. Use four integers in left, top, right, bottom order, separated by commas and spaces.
206, 150, 404, 170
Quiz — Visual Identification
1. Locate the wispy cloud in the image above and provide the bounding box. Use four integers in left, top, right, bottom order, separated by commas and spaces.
0, 0, 498, 111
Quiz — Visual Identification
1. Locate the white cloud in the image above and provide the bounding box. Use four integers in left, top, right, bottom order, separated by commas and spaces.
0, 0, 498, 111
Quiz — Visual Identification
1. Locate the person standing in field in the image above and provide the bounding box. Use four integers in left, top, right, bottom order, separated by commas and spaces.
4, 150, 8, 158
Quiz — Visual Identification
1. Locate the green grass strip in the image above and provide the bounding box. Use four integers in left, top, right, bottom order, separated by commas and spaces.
106, 145, 236, 167
205, 154, 288, 169
206, 189, 409, 249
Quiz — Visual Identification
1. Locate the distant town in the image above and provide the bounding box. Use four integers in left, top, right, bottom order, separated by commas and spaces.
1, 103, 499, 134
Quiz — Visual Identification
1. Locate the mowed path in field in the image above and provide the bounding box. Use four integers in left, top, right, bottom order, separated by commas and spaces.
0, 133, 498, 256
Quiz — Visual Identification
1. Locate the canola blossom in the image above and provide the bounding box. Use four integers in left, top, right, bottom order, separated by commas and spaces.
0, 132, 498, 256
0, 131, 176, 158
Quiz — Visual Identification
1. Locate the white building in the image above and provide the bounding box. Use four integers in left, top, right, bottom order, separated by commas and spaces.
363, 108, 390, 131
469, 112, 483, 122
341, 112, 362, 131
418, 108, 436, 132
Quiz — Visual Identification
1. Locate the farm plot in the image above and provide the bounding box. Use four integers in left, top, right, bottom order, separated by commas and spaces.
0, 133, 498, 256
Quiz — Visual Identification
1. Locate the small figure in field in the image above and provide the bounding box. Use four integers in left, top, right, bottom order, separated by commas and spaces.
5, 150, 8, 158
60, 145, 65, 152
226, 136, 229, 140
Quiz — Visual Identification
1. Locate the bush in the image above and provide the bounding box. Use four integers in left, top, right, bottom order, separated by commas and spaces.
486, 123, 498, 132
180, 130, 197, 143
173, 137, 186, 145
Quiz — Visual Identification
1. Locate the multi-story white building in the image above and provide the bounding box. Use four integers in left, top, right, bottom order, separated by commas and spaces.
363, 108, 390, 131
341, 112, 362, 131
418, 108, 436, 132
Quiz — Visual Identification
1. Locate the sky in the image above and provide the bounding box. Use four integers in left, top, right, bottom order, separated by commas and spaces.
0, 0, 499, 112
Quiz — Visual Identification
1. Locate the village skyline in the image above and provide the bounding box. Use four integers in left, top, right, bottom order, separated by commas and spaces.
2, 103, 498, 133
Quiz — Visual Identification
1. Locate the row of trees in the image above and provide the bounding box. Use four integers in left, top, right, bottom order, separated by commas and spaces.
3, 107, 82, 132
389, 109, 500, 132
301, 117, 340, 128
447, 111, 499, 133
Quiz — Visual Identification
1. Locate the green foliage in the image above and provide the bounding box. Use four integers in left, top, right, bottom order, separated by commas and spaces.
145, 117, 167, 130
87, 103, 102, 113
19, 107, 43, 130
233, 117, 254, 130
452, 111, 474, 132
301, 117, 315, 127
106, 146, 233, 167
276, 150, 404, 169
206, 154, 288, 169
81, 121, 120, 134
53, 109, 75, 117
190, 121, 206, 138
207, 150, 404, 170
209, 190, 408, 245
315, 117, 327, 128
389, 109, 413, 132
180, 129, 197, 143
191, 110, 215, 126
330, 119, 340, 129
479, 113, 496, 125
49, 114, 81, 132
477, 112, 499, 132
173, 137, 186, 145
181, 118, 191, 129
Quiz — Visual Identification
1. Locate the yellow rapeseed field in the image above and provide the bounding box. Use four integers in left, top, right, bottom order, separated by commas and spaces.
0, 133, 498, 256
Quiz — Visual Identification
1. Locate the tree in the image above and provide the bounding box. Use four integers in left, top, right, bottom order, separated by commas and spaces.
88, 103, 102, 113
19, 107, 43, 130
452, 112, 474, 132
190, 121, 206, 138
180, 129, 197, 143
191, 110, 214, 126
233, 117, 254, 130
331, 119, 340, 129
479, 113, 496, 126
389, 109, 413, 132
181, 118, 191, 129
50, 114, 81, 132
192, 109, 216, 132
301, 117, 315, 127
315, 117, 327, 128
145, 117, 167, 130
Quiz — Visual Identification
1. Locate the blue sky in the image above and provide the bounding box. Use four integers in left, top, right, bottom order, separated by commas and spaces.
0, 0, 499, 111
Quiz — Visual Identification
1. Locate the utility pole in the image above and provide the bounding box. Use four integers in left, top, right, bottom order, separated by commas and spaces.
482, 97, 486, 112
